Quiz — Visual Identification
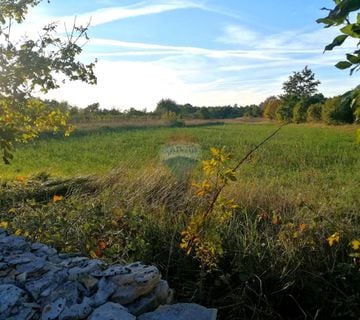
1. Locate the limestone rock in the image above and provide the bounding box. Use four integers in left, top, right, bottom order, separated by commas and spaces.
0, 232, 217, 319
88, 302, 135, 320
88, 278, 117, 307
41, 298, 66, 320
0, 284, 29, 319
126, 280, 172, 316
0, 235, 29, 252
58, 297, 93, 320
110, 262, 161, 305
138, 303, 218, 320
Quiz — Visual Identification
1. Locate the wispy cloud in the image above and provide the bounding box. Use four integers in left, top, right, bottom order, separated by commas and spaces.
22, 1, 357, 109
57, 0, 204, 27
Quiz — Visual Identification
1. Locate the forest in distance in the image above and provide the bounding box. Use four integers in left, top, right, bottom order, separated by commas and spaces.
42, 66, 360, 126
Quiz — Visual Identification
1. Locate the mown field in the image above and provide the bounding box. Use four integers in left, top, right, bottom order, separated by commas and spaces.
1, 122, 360, 319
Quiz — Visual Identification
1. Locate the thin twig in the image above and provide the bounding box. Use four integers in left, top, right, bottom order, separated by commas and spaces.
205, 124, 286, 216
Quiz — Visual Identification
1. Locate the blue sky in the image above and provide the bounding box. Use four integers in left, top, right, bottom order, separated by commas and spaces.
20, 0, 359, 110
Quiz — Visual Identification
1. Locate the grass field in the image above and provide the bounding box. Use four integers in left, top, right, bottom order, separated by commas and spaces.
1, 122, 359, 179
1, 122, 360, 319
2, 122, 359, 213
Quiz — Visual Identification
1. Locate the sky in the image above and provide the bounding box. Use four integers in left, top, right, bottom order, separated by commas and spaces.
16, 0, 360, 110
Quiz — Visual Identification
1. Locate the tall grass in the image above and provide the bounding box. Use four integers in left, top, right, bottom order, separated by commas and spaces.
1, 122, 360, 319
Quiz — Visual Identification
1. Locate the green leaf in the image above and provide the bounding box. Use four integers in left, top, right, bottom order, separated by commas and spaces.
324, 34, 348, 51
346, 53, 360, 64
340, 0, 360, 13
316, 17, 336, 26
341, 24, 360, 38
335, 61, 352, 69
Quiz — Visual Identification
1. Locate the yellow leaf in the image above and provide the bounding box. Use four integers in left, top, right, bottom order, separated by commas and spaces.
350, 239, 360, 250
53, 195, 64, 202
210, 147, 220, 157
15, 229, 22, 236
327, 232, 340, 247
0, 221, 9, 228
271, 213, 281, 225
299, 223, 307, 232
16, 176, 26, 183
89, 250, 98, 259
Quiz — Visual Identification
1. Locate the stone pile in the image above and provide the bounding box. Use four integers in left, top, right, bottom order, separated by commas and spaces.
0, 228, 217, 320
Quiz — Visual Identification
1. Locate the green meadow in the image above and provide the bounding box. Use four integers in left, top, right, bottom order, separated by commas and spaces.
2, 122, 359, 180
1, 122, 360, 319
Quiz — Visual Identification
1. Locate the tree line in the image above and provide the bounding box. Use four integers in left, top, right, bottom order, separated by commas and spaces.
42, 65, 359, 125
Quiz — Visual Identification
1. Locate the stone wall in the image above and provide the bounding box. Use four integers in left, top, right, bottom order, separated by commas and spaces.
0, 228, 217, 320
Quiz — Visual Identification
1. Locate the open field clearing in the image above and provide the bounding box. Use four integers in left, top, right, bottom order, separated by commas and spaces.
1, 122, 360, 319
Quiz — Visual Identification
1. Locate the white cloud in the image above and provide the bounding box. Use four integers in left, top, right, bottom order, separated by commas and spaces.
8, 2, 358, 109
53, 0, 203, 27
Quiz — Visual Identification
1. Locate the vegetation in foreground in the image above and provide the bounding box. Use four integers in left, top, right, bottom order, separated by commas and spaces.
1, 123, 360, 319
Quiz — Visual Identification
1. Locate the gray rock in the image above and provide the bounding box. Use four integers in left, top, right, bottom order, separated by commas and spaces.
0, 233, 218, 320
16, 257, 46, 274
68, 259, 103, 276
5, 252, 36, 265
0, 284, 28, 319
31, 243, 57, 258
41, 298, 66, 320
88, 302, 135, 320
138, 303, 218, 320
95, 264, 129, 277
0, 235, 29, 252
110, 263, 160, 305
10, 306, 36, 320
25, 271, 63, 300
89, 278, 117, 307
74, 273, 98, 293
0, 262, 8, 270
44, 281, 82, 308
59, 257, 89, 268
58, 297, 93, 320
126, 280, 172, 316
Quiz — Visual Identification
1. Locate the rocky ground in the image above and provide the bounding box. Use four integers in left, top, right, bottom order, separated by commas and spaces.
0, 228, 217, 320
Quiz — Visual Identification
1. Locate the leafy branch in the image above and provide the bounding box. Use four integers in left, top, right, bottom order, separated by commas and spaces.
181, 124, 285, 269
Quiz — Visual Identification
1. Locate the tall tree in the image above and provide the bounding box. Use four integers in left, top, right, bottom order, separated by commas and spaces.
0, 0, 97, 164
282, 66, 320, 99
277, 67, 321, 122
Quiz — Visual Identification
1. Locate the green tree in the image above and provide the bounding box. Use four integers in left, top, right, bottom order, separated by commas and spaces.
0, 0, 97, 164
155, 98, 180, 117
277, 67, 321, 122
306, 103, 323, 122
282, 66, 321, 99
276, 95, 298, 122
317, 0, 360, 74
292, 94, 325, 123
261, 96, 281, 120
322, 96, 354, 124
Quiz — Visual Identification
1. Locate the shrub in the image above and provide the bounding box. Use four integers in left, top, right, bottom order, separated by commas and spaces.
306, 103, 323, 122
322, 96, 354, 124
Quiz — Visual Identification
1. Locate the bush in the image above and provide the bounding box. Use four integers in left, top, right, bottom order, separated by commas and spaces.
306, 103, 323, 122
322, 96, 354, 124
263, 98, 281, 120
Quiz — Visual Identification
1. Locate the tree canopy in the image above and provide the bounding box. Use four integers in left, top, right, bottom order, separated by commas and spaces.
281, 66, 320, 99
0, 0, 97, 164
